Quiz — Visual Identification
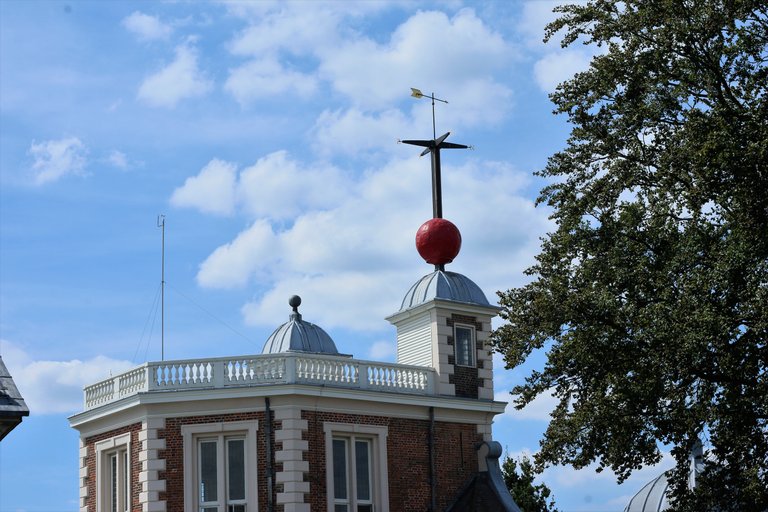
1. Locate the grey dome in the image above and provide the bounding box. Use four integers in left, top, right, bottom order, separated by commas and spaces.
624, 442, 704, 512
262, 296, 339, 355
400, 270, 492, 311
624, 472, 672, 512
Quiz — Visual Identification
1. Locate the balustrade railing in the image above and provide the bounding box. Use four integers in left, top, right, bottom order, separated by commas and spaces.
83, 353, 435, 410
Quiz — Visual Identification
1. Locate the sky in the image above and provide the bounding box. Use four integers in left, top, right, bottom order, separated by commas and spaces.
0, 1, 674, 511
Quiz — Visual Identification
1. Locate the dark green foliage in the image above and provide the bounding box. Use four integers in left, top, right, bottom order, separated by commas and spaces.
502, 455, 559, 512
491, 1, 767, 511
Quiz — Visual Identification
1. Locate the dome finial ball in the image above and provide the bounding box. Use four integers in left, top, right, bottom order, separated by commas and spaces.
415, 218, 461, 265
289, 295, 301, 311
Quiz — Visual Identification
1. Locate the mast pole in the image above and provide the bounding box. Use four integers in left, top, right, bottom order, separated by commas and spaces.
431, 92, 437, 139
157, 214, 165, 361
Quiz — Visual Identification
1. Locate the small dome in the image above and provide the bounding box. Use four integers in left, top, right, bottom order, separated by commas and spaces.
400, 270, 492, 311
624, 472, 672, 512
624, 442, 704, 512
262, 296, 339, 355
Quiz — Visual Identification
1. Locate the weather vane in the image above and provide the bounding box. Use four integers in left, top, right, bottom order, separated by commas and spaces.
401, 87, 469, 219
401, 88, 469, 272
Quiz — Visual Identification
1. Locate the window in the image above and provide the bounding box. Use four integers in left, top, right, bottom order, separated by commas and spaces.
182, 421, 257, 512
454, 324, 476, 367
198, 436, 246, 512
324, 423, 389, 512
95, 433, 131, 512
332, 437, 373, 512
108, 448, 129, 512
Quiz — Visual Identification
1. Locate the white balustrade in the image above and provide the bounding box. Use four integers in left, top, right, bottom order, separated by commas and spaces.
118, 364, 148, 397
83, 353, 435, 410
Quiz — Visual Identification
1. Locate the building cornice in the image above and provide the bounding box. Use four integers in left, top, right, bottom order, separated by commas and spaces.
70, 382, 507, 433
386, 298, 501, 325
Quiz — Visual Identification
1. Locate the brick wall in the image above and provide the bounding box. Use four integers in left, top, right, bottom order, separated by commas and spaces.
302, 410, 481, 512
452, 365, 479, 398
83, 406, 485, 511
83, 422, 143, 512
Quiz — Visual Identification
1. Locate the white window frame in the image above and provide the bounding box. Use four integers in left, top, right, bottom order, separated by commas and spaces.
95, 432, 131, 512
324, 423, 389, 512
454, 323, 476, 367
182, 421, 258, 512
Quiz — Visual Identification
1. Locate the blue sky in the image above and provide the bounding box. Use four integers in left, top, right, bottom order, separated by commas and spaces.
0, 1, 673, 511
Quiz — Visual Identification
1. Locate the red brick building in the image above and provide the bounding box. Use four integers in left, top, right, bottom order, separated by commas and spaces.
70, 156, 520, 511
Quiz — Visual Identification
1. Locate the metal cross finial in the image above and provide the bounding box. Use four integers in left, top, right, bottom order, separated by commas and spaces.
403, 88, 469, 218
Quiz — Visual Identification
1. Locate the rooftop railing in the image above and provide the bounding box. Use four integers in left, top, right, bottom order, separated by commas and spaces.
83, 353, 436, 411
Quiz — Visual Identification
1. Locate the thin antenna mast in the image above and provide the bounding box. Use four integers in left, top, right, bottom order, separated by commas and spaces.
157, 214, 166, 361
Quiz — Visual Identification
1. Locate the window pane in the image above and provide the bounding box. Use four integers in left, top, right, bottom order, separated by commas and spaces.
122, 451, 129, 512
335, 506, 349, 512
455, 326, 473, 366
110, 454, 118, 512
229, 505, 247, 512
357, 506, 373, 512
355, 440, 371, 501
200, 440, 218, 502
332, 439, 348, 500
227, 439, 246, 501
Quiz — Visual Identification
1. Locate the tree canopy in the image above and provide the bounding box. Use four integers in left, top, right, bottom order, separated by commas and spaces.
491, 1, 767, 510
502, 455, 559, 512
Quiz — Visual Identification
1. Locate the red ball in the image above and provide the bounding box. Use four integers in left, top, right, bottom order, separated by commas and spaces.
415, 218, 462, 265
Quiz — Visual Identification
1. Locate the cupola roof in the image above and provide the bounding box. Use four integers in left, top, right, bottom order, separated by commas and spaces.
261, 295, 339, 355
399, 269, 493, 311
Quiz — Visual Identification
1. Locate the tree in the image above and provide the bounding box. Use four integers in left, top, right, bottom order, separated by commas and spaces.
502, 455, 559, 512
491, 2, 767, 511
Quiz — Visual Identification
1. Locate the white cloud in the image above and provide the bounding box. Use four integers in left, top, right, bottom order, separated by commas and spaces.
224, 5, 515, 127
237, 151, 347, 219
368, 340, 396, 361
241, 270, 411, 332
311, 108, 412, 157
172, 153, 348, 220
108, 150, 128, 169
224, 59, 317, 105
171, 158, 237, 216
319, 9, 513, 112
533, 49, 593, 93
225, 2, 387, 57
225, 58, 318, 104
517, 1, 564, 49
197, 219, 278, 288
1, 340, 133, 415
228, 5, 340, 57
122, 11, 172, 42
138, 44, 213, 108
28, 136, 87, 185
495, 389, 560, 421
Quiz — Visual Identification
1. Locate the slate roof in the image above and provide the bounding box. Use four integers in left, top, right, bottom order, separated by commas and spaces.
0, 356, 29, 441
445, 441, 522, 512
